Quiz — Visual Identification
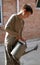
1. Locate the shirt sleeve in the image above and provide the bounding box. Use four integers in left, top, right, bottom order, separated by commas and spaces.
5, 14, 15, 30
4, 14, 19, 37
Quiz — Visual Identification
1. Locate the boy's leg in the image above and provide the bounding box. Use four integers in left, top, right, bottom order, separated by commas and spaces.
5, 39, 20, 65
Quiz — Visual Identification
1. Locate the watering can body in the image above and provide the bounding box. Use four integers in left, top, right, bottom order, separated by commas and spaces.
11, 39, 27, 60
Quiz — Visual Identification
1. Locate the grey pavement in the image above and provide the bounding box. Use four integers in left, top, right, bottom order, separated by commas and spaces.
20, 39, 40, 65
0, 38, 40, 65
0, 45, 5, 65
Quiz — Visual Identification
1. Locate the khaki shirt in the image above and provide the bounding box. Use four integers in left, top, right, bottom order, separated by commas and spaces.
4, 14, 24, 45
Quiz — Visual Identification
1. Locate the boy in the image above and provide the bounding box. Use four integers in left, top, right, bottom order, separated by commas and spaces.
4, 4, 33, 65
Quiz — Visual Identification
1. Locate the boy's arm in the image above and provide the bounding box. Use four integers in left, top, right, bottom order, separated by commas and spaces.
4, 14, 19, 37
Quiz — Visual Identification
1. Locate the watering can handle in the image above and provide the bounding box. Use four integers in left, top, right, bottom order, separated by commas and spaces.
18, 39, 26, 45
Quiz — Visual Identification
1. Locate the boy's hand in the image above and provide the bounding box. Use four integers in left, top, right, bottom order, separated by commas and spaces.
16, 36, 26, 42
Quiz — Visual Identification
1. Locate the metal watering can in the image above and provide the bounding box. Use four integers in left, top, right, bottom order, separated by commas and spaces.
11, 39, 38, 65
11, 39, 27, 60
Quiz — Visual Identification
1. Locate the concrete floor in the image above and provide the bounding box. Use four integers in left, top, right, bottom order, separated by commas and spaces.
0, 39, 40, 65
20, 39, 40, 65
0, 45, 5, 65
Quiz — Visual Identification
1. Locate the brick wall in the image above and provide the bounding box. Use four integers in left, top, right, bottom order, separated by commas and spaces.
3, 0, 16, 24
0, 0, 40, 43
